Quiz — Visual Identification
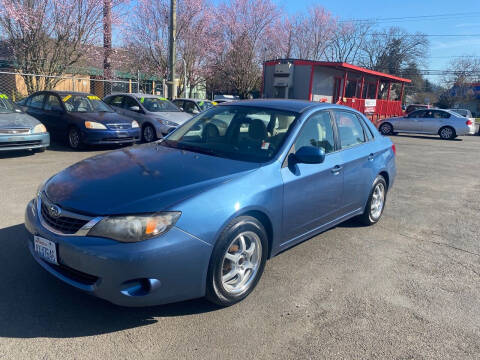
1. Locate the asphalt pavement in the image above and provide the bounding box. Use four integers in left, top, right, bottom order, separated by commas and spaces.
0, 135, 479, 359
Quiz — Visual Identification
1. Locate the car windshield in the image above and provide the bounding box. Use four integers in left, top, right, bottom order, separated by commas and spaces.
197, 100, 214, 111
0, 95, 16, 113
162, 105, 299, 163
63, 94, 113, 113
138, 97, 179, 112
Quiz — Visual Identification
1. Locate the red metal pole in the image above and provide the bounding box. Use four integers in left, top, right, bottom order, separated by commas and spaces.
359, 76, 365, 99
308, 65, 314, 101
342, 71, 348, 100
386, 82, 391, 101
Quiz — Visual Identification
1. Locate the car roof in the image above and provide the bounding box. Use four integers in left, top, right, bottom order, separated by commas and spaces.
174, 98, 211, 102
106, 93, 164, 99
219, 99, 332, 113
44, 91, 91, 97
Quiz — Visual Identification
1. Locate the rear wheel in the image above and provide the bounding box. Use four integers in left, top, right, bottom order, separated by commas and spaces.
142, 124, 157, 143
379, 123, 393, 135
358, 175, 387, 226
439, 126, 456, 140
206, 216, 268, 306
68, 127, 83, 149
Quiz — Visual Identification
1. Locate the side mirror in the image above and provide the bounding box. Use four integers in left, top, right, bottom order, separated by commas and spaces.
129, 105, 140, 112
192, 109, 200, 114
293, 146, 325, 164
179, 107, 184, 111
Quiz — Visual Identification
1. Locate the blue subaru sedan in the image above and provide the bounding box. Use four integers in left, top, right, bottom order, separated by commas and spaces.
18, 91, 140, 149
24, 100, 396, 307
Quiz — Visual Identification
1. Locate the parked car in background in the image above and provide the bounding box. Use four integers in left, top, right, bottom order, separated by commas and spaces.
172, 98, 215, 115
25, 100, 396, 307
378, 108, 475, 139
0, 93, 49, 152
17, 91, 140, 149
213, 95, 239, 104
104, 93, 192, 142
405, 104, 431, 114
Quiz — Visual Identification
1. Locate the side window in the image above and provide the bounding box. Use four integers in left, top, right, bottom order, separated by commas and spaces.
333, 110, 366, 149
294, 111, 335, 154
44, 94, 62, 111
183, 101, 197, 113
29, 94, 45, 109
107, 95, 124, 108
408, 110, 425, 118
172, 100, 184, 109
435, 110, 450, 119
123, 96, 138, 110
358, 115, 374, 141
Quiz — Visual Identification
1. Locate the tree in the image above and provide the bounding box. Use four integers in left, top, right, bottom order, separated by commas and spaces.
325, 21, 373, 63
358, 27, 428, 75
0, 0, 113, 94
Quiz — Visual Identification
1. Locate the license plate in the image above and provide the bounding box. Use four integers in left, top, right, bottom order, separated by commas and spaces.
117, 132, 128, 137
34, 236, 58, 265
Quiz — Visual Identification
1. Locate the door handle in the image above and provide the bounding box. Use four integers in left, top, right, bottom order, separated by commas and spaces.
331, 165, 343, 174
368, 153, 374, 161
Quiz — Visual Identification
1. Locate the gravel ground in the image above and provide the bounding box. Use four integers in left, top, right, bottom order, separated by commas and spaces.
0, 135, 479, 360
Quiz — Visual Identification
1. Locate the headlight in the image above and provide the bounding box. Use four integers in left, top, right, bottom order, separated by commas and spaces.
132, 120, 139, 128
87, 212, 181, 243
32, 124, 47, 133
35, 179, 47, 199
85, 121, 107, 129
157, 119, 177, 127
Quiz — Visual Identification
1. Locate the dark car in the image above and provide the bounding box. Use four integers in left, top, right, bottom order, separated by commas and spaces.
18, 91, 140, 149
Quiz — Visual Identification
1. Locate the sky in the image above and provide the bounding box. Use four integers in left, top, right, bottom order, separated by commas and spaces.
276, 0, 480, 83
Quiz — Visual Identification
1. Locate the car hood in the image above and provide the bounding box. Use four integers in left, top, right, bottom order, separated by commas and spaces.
44, 143, 259, 215
154, 111, 192, 125
0, 112, 40, 129
69, 111, 133, 124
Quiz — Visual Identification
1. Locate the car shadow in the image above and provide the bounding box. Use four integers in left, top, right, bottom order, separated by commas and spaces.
0, 224, 219, 339
0, 149, 36, 159
395, 134, 463, 141
46, 143, 133, 153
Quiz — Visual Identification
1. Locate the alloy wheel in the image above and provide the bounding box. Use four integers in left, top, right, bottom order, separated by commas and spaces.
440, 127, 453, 139
380, 123, 392, 135
370, 182, 385, 219
221, 231, 262, 295
143, 126, 155, 142
69, 128, 80, 148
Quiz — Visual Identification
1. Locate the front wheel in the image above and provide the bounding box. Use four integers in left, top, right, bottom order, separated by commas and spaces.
68, 127, 83, 149
358, 175, 387, 226
206, 216, 268, 306
142, 124, 157, 143
379, 123, 393, 135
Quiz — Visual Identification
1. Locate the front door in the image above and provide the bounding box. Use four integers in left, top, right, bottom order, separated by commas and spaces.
281, 110, 343, 245
42, 94, 67, 139
398, 110, 426, 132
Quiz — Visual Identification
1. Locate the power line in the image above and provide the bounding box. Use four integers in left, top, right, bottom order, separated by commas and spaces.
340, 12, 480, 23
368, 33, 480, 37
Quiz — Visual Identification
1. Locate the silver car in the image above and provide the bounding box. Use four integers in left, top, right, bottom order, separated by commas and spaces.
104, 93, 192, 142
378, 109, 475, 140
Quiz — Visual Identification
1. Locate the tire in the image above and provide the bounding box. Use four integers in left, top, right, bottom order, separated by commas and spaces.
33, 147, 46, 153
439, 126, 456, 140
358, 175, 387, 226
68, 127, 83, 149
379, 123, 393, 136
142, 124, 157, 143
206, 216, 268, 306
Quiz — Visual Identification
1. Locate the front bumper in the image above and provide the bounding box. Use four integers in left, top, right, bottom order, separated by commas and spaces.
25, 199, 212, 307
81, 128, 140, 145
0, 132, 49, 152
157, 123, 177, 136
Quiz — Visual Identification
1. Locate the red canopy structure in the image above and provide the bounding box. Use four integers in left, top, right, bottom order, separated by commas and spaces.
263, 59, 411, 123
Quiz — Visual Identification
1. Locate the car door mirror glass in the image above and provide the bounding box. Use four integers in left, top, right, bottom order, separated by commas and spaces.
192, 109, 200, 114
129, 105, 140, 112
294, 146, 325, 164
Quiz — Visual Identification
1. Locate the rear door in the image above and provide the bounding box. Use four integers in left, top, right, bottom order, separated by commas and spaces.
42, 94, 67, 139
24, 93, 47, 122
333, 110, 376, 213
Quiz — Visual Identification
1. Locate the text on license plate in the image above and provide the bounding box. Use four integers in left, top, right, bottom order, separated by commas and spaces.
34, 236, 58, 265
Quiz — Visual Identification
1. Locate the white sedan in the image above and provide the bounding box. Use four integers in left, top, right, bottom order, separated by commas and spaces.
378, 109, 475, 140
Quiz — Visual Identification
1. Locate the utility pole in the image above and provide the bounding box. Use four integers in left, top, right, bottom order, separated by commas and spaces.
103, 0, 112, 96
168, 0, 177, 99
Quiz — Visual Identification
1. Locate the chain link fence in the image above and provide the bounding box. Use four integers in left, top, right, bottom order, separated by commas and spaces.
0, 70, 166, 101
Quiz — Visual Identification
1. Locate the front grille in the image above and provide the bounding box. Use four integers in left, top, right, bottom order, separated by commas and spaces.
47, 262, 99, 286
40, 200, 89, 234
0, 128, 30, 135
107, 123, 131, 130
0, 140, 41, 148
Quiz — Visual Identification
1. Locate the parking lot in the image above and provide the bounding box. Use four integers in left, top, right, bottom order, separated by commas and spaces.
0, 134, 479, 359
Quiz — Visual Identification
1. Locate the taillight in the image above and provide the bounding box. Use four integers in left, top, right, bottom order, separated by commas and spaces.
466, 120, 472, 126
392, 144, 396, 155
